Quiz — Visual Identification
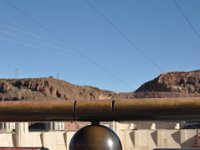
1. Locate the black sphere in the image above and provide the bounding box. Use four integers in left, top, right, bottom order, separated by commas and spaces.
69, 124, 122, 150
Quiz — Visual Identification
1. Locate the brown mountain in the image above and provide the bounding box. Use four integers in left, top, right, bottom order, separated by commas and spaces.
0, 77, 132, 101
1, 70, 200, 101
135, 70, 200, 98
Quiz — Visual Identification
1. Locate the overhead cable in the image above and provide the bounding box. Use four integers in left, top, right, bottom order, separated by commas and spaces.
172, 0, 200, 40
84, 0, 164, 72
0, 21, 128, 63
5, 0, 133, 89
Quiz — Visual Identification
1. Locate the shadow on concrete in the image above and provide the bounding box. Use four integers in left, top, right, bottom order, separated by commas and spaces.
171, 131, 180, 144
12, 133, 16, 147
129, 130, 136, 147
63, 132, 68, 149
151, 131, 157, 146
181, 134, 196, 147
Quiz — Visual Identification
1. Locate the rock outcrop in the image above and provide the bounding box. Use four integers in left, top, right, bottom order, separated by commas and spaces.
0, 77, 123, 101
136, 70, 200, 94
1, 70, 200, 101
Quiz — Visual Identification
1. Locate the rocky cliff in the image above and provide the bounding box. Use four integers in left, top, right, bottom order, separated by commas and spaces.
1, 70, 200, 101
136, 70, 200, 94
0, 77, 125, 101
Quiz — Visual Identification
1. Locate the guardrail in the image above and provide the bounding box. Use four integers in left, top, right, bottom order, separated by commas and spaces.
0, 97, 200, 122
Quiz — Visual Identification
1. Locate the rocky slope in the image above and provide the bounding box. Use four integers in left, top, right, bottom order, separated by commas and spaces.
136, 70, 200, 94
1, 70, 200, 101
0, 77, 129, 101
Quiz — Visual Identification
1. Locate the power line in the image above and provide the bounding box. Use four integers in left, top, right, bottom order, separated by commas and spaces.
5, 0, 133, 89
15, 68, 19, 78
0, 29, 78, 55
0, 35, 93, 63
0, 25, 130, 64
0, 11, 68, 46
0, 29, 130, 66
84, 0, 164, 72
172, 0, 200, 40
0, 10, 132, 64
4, 0, 131, 63
56, 72, 60, 79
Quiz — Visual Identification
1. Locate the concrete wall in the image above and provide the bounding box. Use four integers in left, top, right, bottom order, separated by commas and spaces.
0, 133, 14, 147
118, 130, 195, 150
0, 123, 199, 150
0, 122, 65, 132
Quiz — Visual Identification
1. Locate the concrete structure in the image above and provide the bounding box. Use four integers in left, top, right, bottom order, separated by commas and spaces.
0, 122, 65, 132
48, 122, 65, 131
0, 122, 199, 150
0, 122, 15, 132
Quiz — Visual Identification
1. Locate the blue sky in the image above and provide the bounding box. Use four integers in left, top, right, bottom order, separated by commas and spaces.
0, 0, 199, 92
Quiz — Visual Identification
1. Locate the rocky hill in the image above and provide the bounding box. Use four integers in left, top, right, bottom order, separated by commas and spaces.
0, 77, 122, 101
136, 70, 200, 94
1, 70, 200, 101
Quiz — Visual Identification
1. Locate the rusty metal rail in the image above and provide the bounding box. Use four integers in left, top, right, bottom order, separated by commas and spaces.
0, 97, 200, 121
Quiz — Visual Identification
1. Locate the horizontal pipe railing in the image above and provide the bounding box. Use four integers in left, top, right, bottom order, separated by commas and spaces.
0, 97, 200, 121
